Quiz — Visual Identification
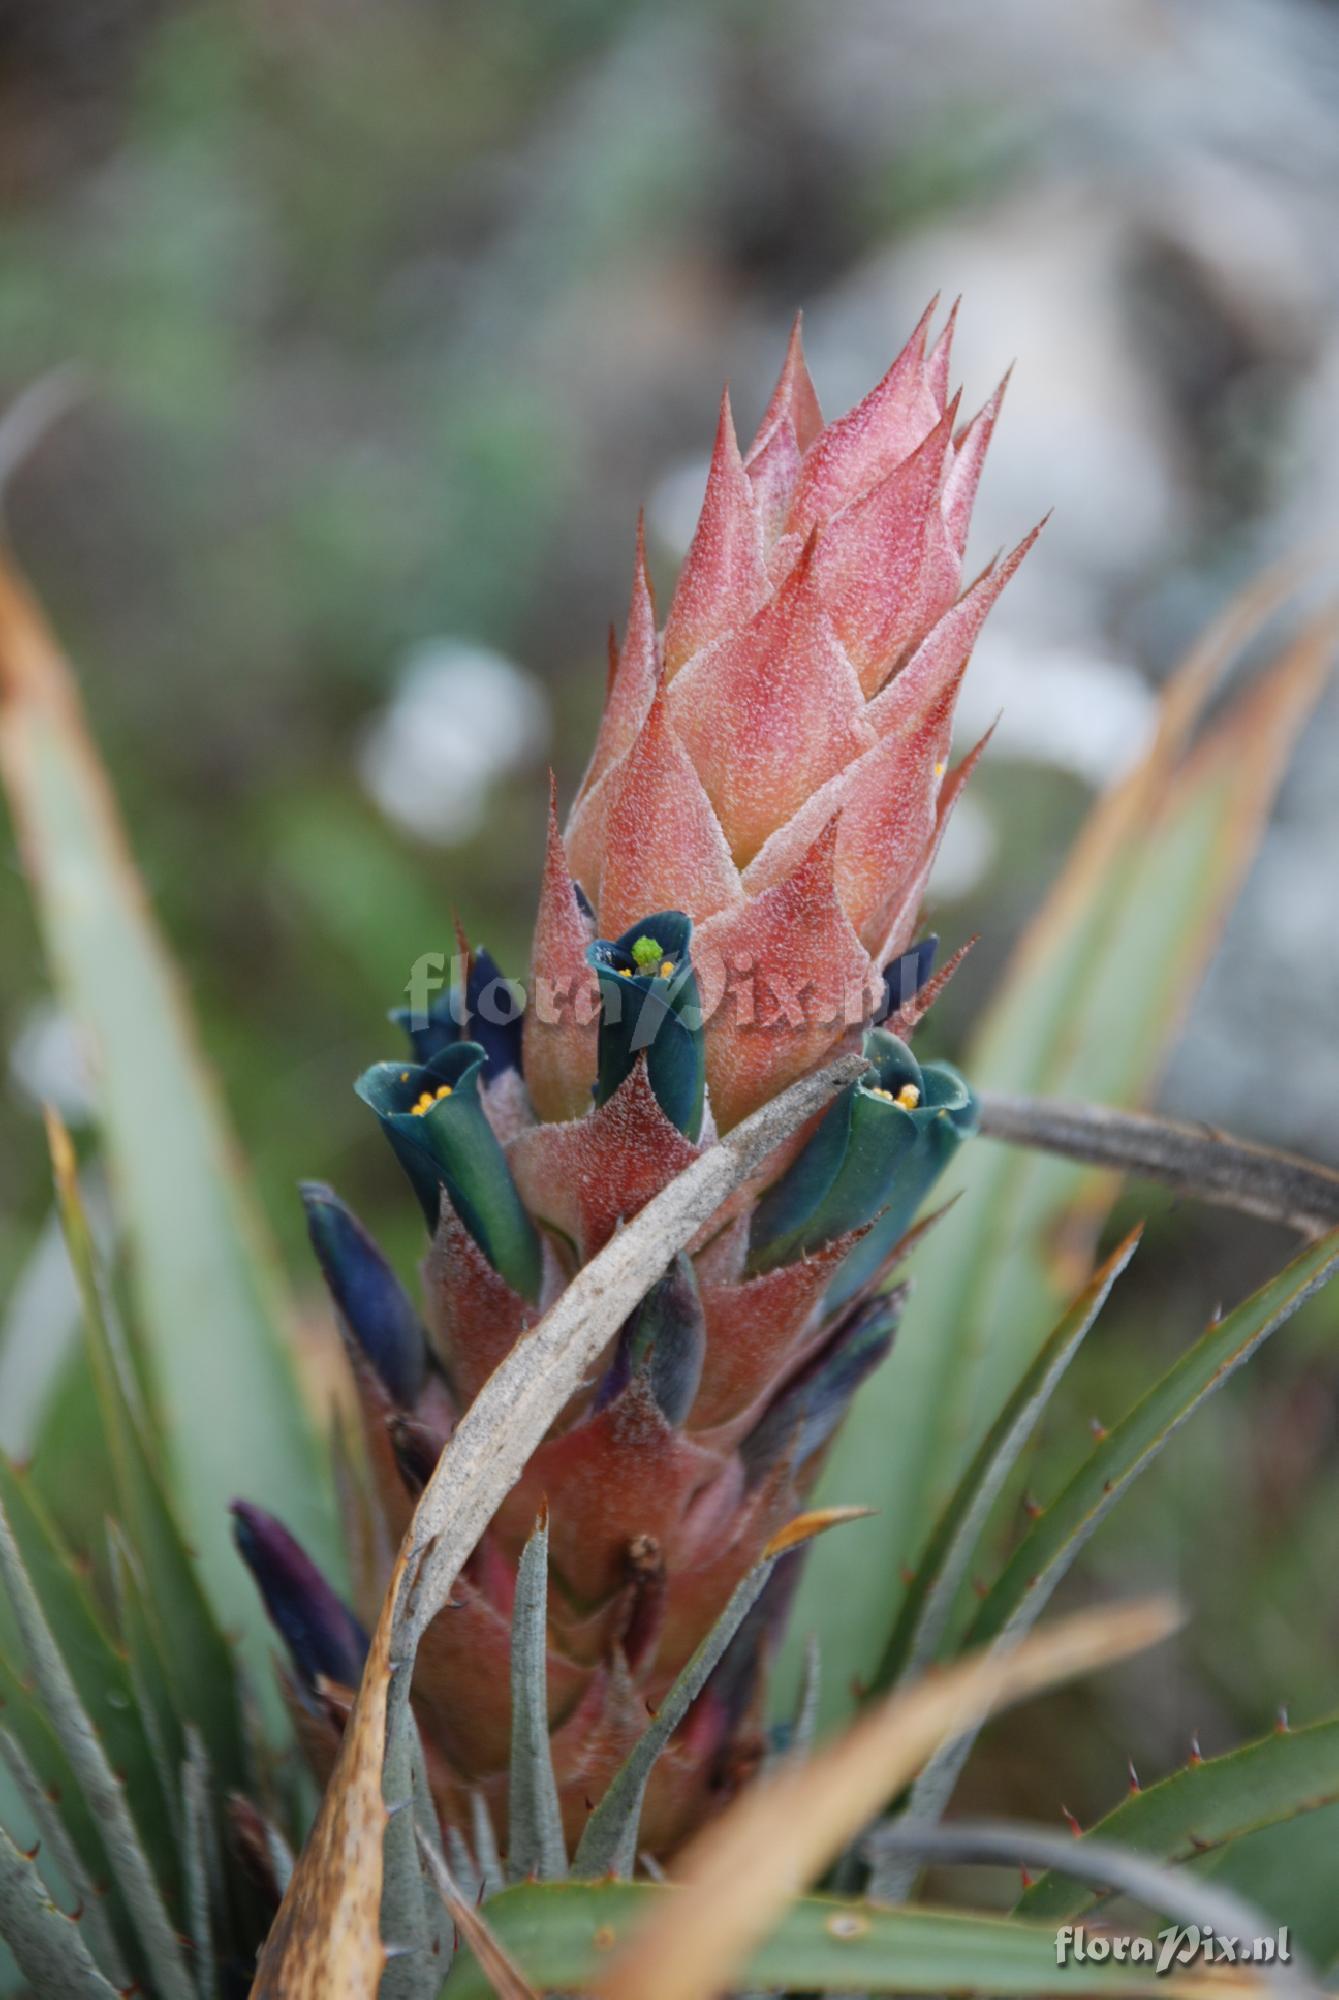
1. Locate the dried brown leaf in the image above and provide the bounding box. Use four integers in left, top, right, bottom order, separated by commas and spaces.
594, 1597, 1182, 2000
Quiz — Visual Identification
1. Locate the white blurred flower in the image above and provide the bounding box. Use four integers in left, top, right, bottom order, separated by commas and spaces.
7, 1000, 96, 1125
359, 639, 551, 844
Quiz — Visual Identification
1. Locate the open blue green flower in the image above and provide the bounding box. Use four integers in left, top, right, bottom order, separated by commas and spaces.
355, 1040, 541, 1300
748, 1026, 977, 1296
391, 944, 524, 1076
586, 910, 706, 1141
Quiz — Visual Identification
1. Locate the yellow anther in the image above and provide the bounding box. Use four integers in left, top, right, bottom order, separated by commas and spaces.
658, 959, 675, 979
867, 1085, 895, 1103
399, 1070, 410, 1081
934, 759, 946, 779
895, 1083, 921, 1110
409, 1082, 453, 1117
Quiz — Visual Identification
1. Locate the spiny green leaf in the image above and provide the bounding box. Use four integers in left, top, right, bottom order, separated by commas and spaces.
574, 1511, 866, 1881
0, 1729, 129, 1989
0, 561, 339, 1708
1019, 1714, 1339, 1922
107, 1531, 186, 1836
881, 1226, 1339, 1879
0, 1653, 118, 1942
968, 1228, 1339, 1649
180, 1734, 217, 2000
0, 1822, 119, 2000
876, 1228, 1142, 1694
470, 1792, 503, 1903
1191, 1802, 1339, 1968
506, 1515, 566, 1884
439, 1881, 1220, 1998
381, 1674, 435, 2000
48, 1115, 249, 1794
786, 596, 1331, 1731
0, 1488, 193, 2000
0, 1459, 178, 1906
409, 1719, 452, 1983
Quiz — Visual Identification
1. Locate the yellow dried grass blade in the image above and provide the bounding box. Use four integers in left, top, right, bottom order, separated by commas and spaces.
595, 1598, 1181, 2000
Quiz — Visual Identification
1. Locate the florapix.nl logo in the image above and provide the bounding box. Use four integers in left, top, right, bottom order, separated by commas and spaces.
1056, 1924, 1292, 1973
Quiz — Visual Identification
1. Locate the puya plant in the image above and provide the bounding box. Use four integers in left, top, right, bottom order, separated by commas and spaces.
1, 304, 1337, 2000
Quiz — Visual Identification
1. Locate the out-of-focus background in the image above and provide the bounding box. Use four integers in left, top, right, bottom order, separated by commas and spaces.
1, 0, 1337, 1843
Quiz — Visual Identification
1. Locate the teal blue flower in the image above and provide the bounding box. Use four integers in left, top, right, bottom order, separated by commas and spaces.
749, 1027, 976, 1299
355, 1040, 541, 1300
587, 910, 706, 1141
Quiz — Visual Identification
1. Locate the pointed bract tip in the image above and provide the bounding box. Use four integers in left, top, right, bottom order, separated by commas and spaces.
763, 1505, 875, 1561
300, 1180, 427, 1408
230, 1501, 368, 1693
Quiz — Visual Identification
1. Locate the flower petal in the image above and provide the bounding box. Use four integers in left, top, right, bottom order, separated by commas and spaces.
301, 1181, 427, 1408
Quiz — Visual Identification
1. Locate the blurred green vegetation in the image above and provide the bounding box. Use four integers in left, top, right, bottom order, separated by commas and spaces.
1, 0, 1336, 1851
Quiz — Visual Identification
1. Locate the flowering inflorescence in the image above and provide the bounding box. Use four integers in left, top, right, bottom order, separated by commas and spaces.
235, 301, 1033, 1859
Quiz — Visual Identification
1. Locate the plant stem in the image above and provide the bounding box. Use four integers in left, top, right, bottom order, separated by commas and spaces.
976, 1091, 1339, 1238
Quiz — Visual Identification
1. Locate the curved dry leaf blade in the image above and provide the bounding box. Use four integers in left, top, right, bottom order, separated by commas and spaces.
396, 1052, 866, 1655
593, 1598, 1180, 2000
248, 1549, 408, 1998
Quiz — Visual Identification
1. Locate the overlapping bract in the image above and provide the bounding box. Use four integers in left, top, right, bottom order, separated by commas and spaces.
239, 305, 1026, 1862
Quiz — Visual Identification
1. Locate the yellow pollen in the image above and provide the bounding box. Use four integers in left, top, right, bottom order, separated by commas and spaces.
895, 1083, 921, 1110
934, 759, 946, 779
658, 959, 675, 978
410, 1083, 453, 1117
867, 1085, 895, 1103
399, 1070, 410, 1081
616, 966, 633, 978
